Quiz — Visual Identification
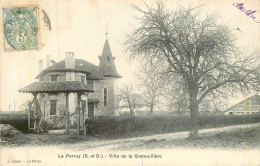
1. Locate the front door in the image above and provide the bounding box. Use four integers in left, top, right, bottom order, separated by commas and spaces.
88, 102, 94, 117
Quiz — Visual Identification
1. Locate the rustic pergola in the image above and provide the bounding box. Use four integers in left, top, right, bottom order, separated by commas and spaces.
18, 81, 94, 135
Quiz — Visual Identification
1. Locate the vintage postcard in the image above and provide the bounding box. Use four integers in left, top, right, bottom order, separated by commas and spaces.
0, 0, 260, 165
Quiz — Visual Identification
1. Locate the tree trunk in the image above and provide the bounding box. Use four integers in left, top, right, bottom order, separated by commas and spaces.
189, 93, 199, 139
150, 105, 154, 116
189, 101, 199, 138
130, 110, 133, 116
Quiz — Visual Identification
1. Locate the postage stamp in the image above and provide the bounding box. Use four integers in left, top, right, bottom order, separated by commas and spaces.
2, 6, 39, 51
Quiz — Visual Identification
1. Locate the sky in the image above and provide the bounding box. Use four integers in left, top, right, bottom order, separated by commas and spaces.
0, 0, 260, 111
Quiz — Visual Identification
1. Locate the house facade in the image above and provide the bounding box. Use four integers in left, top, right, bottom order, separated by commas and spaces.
36, 39, 121, 125
224, 94, 260, 115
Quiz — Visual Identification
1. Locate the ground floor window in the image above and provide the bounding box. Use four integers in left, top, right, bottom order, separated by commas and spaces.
104, 88, 108, 106
50, 100, 57, 115
88, 102, 94, 117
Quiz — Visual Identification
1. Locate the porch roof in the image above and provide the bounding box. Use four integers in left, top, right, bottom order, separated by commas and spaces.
18, 81, 94, 94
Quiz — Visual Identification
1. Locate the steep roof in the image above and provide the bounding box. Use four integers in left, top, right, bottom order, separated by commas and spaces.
224, 94, 260, 112
18, 81, 94, 93
36, 59, 105, 80
98, 40, 122, 78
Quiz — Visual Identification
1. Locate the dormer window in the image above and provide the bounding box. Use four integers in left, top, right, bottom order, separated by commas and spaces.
80, 75, 86, 85
51, 75, 58, 82
87, 80, 95, 90
78, 63, 84, 67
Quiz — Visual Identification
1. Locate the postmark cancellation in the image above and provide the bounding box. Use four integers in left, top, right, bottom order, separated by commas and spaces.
2, 6, 39, 51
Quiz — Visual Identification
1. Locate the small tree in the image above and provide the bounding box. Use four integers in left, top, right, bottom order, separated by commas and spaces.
19, 99, 33, 113
200, 94, 228, 115
162, 74, 190, 115
126, 2, 260, 138
136, 57, 167, 115
118, 84, 143, 116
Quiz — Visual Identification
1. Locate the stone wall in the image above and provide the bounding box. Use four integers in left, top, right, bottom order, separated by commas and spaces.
38, 93, 66, 128
94, 77, 119, 116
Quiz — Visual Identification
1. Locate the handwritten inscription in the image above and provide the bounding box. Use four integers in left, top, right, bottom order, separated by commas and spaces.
233, 3, 260, 23
42, 9, 51, 31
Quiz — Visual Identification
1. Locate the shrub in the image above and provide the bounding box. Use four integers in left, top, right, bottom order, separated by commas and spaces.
0, 113, 29, 133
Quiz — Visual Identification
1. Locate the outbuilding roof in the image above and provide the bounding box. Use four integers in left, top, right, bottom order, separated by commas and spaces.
224, 94, 260, 112
18, 81, 94, 93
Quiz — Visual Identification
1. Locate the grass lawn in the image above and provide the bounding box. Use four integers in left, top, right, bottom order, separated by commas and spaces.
118, 124, 260, 150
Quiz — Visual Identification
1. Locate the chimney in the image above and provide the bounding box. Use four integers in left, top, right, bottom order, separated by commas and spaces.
38, 60, 43, 74
46, 55, 50, 68
65, 52, 75, 69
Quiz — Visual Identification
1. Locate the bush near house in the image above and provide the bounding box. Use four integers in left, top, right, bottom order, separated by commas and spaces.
0, 112, 29, 133
91, 114, 260, 138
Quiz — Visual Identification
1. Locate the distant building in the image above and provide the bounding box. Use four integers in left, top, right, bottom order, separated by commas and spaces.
224, 94, 260, 115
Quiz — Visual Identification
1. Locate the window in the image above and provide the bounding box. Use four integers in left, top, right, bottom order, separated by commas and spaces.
51, 75, 58, 82
50, 100, 57, 115
80, 76, 86, 85
78, 63, 83, 67
247, 102, 250, 105
104, 88, 108, 106
87, 80, 95, 90
252, 100, 260, 105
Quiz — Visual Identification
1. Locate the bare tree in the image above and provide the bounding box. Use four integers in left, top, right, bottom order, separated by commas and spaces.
200, 94, 228, 115
162, 74, 190, 115
118, 84, 144, 116
136, 57, 167, 115
126, 2, 260, 138
19, 99, 33, 112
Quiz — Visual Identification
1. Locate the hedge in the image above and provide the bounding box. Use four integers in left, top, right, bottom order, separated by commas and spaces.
91, 114, 260, 138
0, 113, 29, 133
1, 112, 259, 137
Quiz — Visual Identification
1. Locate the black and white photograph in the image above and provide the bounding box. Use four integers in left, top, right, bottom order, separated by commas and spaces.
0, 0, 260, 165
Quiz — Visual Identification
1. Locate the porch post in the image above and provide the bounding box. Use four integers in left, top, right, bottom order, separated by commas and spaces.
33, 93, 39, 133
77, 93, 81, 135
84, 92, 89, 135
83, 99, 85, 135
65, 92, 70, 134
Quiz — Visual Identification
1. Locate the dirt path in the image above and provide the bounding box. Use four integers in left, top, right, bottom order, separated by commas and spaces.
62, 123, 260, 151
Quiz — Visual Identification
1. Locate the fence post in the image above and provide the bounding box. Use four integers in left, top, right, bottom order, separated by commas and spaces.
27, 100, 33, 133
28, 108, 30, 133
